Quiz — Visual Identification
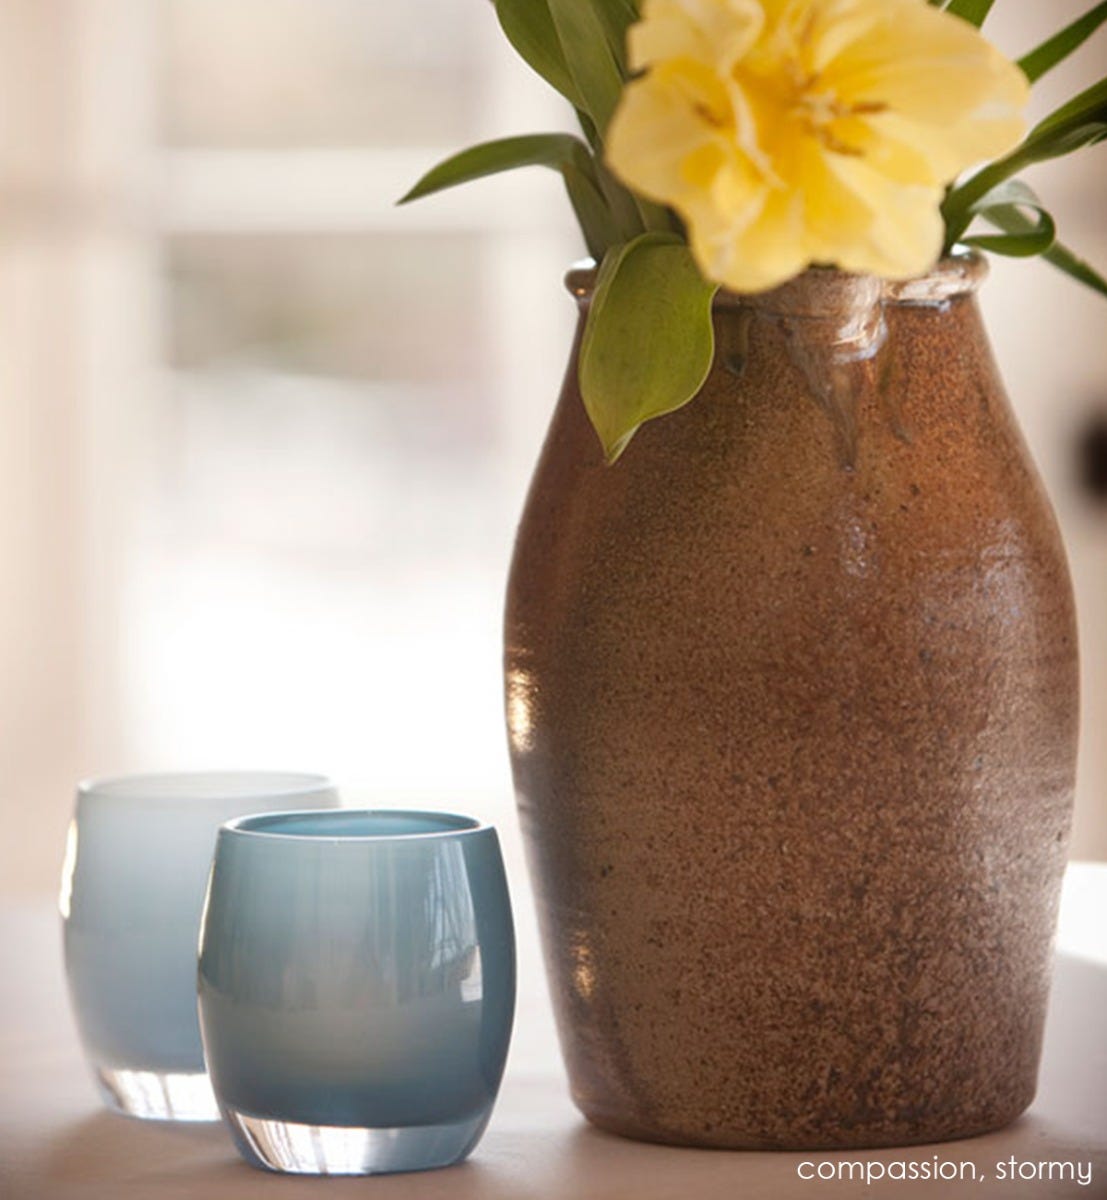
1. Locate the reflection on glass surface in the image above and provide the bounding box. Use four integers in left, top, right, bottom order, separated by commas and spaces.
198, 810, 515, 1174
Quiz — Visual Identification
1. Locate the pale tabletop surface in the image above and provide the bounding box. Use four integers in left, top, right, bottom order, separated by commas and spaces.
2, 865, 1105, 1200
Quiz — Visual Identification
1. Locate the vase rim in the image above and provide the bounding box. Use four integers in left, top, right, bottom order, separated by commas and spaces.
565, 249, 987, 313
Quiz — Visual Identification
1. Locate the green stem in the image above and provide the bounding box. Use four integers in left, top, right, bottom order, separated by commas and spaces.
942, 157, 1020, 247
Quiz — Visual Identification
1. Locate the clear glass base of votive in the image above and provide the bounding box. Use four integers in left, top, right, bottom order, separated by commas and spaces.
223, 1106, 488, 1175
95, 1066, 221, 1122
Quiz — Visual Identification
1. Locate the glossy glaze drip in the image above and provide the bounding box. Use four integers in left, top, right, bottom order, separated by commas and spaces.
723, 309, 755, 378
736, 255, 985, 466
875, 325, 912, 445
741, 273, 881, 469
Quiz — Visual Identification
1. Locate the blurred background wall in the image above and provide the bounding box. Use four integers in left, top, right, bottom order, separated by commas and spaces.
1, 0, 1104, 899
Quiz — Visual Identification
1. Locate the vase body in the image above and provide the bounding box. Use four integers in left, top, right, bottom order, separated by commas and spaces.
504, 256, 1078, 1150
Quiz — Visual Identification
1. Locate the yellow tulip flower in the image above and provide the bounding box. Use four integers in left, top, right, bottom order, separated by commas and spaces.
606, 0, 1030, 292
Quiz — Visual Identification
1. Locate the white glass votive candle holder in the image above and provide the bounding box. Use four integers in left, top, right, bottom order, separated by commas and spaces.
61, 771, 339, 1121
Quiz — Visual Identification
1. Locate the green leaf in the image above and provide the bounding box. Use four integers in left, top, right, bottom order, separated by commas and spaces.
494, 0, 583, 109
576, 107, 602, 153
397, 134, 619, 257
1021, 76, 1107, 160
943, 0, 995, 27
548, 0, 626, 133
980, 207, 1107, 297
957, 179, 1056, 257
942, 77, 1107, 245
590, 0, 639, 73
1018, 2, 1107, 83
594, 160, 646, 240
563, 168, 625, 258
962, 227, 1054, 257
1040, 241, 1107, 298
580, 234, 717, 463
398, 134, 592, 203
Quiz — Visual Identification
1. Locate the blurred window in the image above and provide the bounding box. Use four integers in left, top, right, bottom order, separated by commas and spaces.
125, 1, 576, 811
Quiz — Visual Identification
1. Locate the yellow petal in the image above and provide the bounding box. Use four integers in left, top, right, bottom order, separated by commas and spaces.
865, 108, 1027, 182
630, 0, 765, 73
690, 186, 809, 292
795, 139, 881, 248
605, 0, 1029, 293
819, 154, 945, 278
820, 0, 1029, 127
829, 115, 943, 186
606, 67, 732, 207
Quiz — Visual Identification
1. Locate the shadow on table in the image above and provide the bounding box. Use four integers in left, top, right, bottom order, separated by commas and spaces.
38, 1110, 526, 1200
39, 1110, 232, 1183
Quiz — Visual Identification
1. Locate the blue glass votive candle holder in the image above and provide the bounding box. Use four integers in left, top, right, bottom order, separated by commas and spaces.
61, 772, 339, 1121
197, 809, 516, 1176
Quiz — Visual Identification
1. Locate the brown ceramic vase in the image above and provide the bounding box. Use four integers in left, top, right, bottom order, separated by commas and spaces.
504, 253, 1078, 1150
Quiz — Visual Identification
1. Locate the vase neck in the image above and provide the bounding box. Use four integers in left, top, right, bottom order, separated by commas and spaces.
563, 252, 989, 471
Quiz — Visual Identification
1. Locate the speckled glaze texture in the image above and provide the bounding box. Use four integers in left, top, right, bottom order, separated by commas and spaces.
504, 254, 1079, 1150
